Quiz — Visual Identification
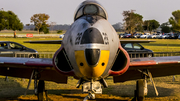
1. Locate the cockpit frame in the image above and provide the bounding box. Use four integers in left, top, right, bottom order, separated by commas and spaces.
74, 1, 108, 21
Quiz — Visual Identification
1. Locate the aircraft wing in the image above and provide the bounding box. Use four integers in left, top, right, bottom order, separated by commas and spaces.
113, 56, 180, 83
0, 57, 67, 83
24, 40, 154, 44
120, 40, 155, 43
24, 40, 62, 44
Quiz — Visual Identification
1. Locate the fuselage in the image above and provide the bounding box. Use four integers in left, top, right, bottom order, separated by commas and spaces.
62, 1, 120, 80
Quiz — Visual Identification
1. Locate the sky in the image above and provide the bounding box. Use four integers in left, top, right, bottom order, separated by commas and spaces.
0, 0, 180, 25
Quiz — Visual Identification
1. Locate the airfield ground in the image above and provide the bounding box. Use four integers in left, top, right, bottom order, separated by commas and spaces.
0, 37, 180, 100
1, 76, 180, 101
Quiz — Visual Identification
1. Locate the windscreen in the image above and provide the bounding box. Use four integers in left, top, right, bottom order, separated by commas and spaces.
74, 4, 107, 20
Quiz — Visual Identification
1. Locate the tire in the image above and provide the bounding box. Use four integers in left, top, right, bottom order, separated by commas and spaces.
136, 79, 147, 101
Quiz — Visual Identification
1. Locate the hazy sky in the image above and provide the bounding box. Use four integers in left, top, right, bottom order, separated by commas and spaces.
1, 0, 180, 25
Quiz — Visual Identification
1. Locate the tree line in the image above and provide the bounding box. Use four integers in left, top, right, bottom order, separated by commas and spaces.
122, 10, 180, 34
1, 9, 180, 34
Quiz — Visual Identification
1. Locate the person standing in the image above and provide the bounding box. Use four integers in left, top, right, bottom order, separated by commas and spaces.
14, 31, 16, 38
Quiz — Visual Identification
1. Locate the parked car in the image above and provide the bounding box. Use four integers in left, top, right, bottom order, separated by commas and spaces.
123, 34, 132, 38
148, 33, 156, 39
169, 33, 179, 39
118, 34, 125, 38
133, 33, 142, 38
121, 43, 154, 58
59, 34, 65, 38
140, 33, 150, 38
178, 35, 180, 39
0, 41, 38, 58
148, 33, 162, 39
159, 33, 171, 39
155, 33, 162, 39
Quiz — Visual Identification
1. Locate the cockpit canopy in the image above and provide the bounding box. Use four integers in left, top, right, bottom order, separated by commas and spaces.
74, 0, 108, 21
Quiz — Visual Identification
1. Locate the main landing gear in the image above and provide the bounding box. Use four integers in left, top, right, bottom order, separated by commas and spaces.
25, 70, 48, 101
37, 80, 48, 101
132, 69, 158, 101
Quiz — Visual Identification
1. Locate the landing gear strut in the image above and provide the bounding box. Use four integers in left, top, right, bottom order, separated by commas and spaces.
132, 69, 158, 101
133, 79, 147, 101
83, 80, 100, 101
37, 80, 48, 101
83, 89, 96, 101
79, 79, 106, 101
24, 70, 47, 101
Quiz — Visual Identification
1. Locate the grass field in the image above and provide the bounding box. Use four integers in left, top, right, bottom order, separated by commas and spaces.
0, 37, 180, 100
1, 76, 180, 101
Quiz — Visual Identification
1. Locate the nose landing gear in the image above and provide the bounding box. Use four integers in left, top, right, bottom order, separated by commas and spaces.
82, 80, 102, 101
83, 90, 96, 101
77, 78, 107, 101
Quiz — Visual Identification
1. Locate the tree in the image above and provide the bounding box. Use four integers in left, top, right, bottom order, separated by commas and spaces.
112, 22, 124, 32
143, 20, 160, 33
57, 30, 63, 34
123, 10, 143, 34
160, 22, 171, 33
39, 23, 49, 34
136, 24, 144, 32
35, 22, 49, 34
169, 10, 180, 32
30, 13, 50, 34
0, 10, 23, 31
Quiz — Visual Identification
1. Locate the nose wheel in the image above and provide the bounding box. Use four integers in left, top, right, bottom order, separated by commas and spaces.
83, 90, 96, 101
79, 79, 106, 101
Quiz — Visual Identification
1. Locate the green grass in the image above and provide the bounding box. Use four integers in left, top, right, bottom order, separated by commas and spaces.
141, 39, 180, 52
1, 76, 180, 101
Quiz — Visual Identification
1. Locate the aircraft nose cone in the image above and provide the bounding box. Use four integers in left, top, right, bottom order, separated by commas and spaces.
81, 27, 104, 44
85, 49, 100, 66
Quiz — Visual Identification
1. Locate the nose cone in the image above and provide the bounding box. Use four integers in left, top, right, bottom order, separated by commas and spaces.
81, 28, 104, 44
74, 27, 109, 79
75, 50, 109, 79
85, 49, 100, 66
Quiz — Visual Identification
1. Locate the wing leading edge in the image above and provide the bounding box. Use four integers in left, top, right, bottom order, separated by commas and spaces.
113, 56, 180, 83
120, 40, 155, 43
23, 40, 154, 44
24, 40, 62, 44
0, 57, 67, 83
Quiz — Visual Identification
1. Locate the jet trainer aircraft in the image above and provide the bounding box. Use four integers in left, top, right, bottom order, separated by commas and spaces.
1, 0, 180, 101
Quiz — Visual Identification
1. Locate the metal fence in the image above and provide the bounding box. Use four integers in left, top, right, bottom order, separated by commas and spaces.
14, 52, 55, 58
128, 51, 180, 58
154, 52, 180, 57
0, 52, 55, 58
